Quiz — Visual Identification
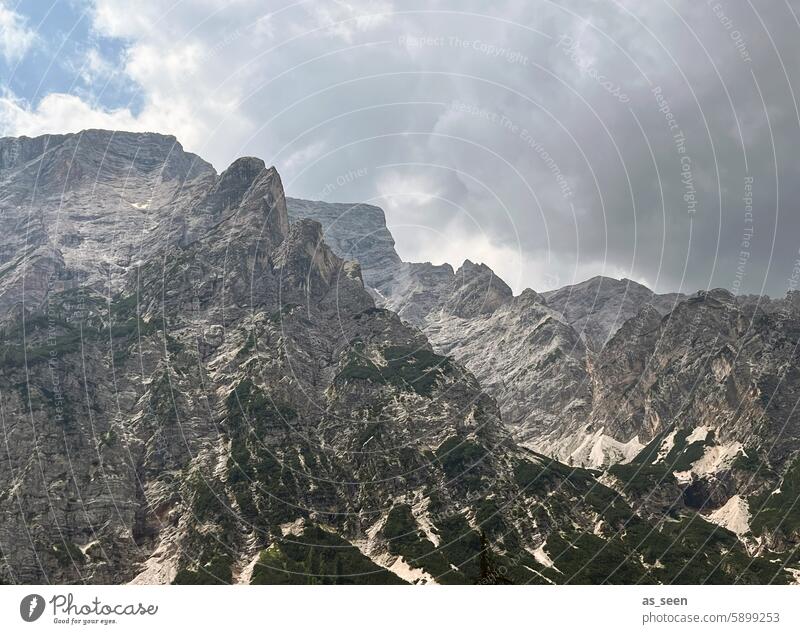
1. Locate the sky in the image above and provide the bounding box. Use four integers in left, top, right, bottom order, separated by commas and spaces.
2, 0, 800, 296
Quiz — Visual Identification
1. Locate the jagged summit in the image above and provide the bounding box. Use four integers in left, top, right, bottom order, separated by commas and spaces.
516, 287, 546, 305
286, 197, 401, 294
544, 274, 684, 350
220, 155, 267, 177
447, 259, 513, 319
0, 128, 179, 143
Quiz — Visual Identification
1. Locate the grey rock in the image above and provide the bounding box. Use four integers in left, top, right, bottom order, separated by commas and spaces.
543, 275, 684, 351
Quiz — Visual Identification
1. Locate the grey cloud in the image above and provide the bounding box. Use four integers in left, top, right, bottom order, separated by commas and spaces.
222, 0, 799, 297
16, 0, 800, 295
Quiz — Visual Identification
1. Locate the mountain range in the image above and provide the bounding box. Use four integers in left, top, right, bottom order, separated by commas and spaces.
1, 130, 799, 585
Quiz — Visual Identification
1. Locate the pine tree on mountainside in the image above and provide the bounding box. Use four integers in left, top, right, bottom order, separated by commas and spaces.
477, 532, 512, 585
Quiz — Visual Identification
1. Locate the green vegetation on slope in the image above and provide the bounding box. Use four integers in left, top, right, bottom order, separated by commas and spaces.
250, 525, 404, 585
336, 344, 453, 397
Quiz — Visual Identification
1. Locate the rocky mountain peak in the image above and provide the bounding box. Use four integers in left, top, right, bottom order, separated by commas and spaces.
192, 157, 276, 226
0, 131, 292, 319
272, 218, 370, 313
285, 198, 402, 293
0, 132, 67, 170
215, 163, 288, 239
515, 287, 546, 306
784, 289, 800, 313
184, 158, 288, 242
544, 275, 682, 351
447, 259, 513, 318
691, 287, 737, 307
217, 155, 267, 184
547, 275, 652, 303
0, 129, 214, 186
454, 258, 479, 273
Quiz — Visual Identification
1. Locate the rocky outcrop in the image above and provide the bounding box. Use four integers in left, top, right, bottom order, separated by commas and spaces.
543, 276, 684, 351
424, 289, 591, 451
379, 261, 455, 326
286, 198, 402, 295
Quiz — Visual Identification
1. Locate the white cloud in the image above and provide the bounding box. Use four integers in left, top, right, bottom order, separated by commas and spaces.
377, 171, 441, 207
0, 1, 37, 62
76, 48, 118, 86
0, 2, 257, 166
283, 140, 328, 172
0, 92, 146, 137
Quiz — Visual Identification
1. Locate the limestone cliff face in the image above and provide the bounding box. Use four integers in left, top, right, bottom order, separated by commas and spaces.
286, 198, 402, 295
1, 131, 799, 585
290, 196, 800, 558
0, 131, 216, 303
543, 276, 684, 352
